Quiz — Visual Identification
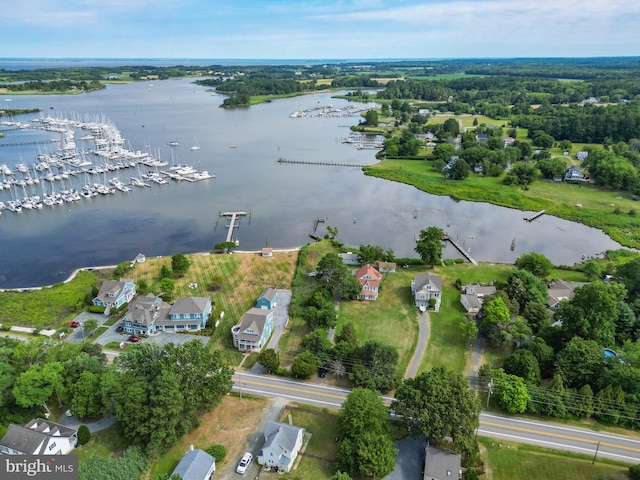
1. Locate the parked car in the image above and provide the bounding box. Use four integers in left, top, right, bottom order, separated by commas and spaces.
116, 324, 123, 332
236, 452, 253, 474
318, 367, 327, 378
69, 320, 81, 328
128, 335, 142, 343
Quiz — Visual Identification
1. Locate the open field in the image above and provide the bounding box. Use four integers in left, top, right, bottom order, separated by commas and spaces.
478, 436, 629, 480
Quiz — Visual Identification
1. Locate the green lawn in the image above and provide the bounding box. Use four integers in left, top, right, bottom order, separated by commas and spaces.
478, 436, 629, 480
73, 423, 129, 463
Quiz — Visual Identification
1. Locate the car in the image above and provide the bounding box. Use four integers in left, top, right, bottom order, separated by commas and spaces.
128, 335, 142, 343
236, 452, 253, 474
318, 367, 327, 378
69, 320, 81, 328
116, 324, 123, 332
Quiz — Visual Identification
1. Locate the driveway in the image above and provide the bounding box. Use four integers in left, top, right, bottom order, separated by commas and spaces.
250, 289, 292, 373
93, 318, 210, 348
58, 413, 117, 433
65, 312, 110, 344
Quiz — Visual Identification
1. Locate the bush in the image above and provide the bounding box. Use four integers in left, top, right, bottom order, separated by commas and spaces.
77, 425, 91, 446
630, 464, 640, 480
88, 305, 106, 314
206, 444, 227, 462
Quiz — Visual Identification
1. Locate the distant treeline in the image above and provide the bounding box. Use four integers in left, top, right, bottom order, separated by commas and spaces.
0, 79, 105, 93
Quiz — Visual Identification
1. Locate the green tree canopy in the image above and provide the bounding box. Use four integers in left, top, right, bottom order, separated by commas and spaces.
515, 252, 553, 278
491, 369, 530, 413
171, 253, 191, 277
415, 226, 445, 267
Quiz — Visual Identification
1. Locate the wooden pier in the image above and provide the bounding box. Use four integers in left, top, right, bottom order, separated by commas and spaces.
309, 216, 325, 239
443, 235, 478, 265
524, 210, 546, 222
277, 158, 368, 168
219, 211, 247, 243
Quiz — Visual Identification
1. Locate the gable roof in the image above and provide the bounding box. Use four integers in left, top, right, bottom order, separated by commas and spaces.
235, 308, 272, 341
171, 449, 216, 480
424, 445, 461, 480
169, 296, 210, 315
95, 278, 133, 302
414, 272, 443, 293
355, 264, 382, 281
263, 421, 304, 463
0, 419, 77, 455
258, 287, 277, 302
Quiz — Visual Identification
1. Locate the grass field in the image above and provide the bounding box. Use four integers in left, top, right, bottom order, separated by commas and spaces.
478, 436, 629, 480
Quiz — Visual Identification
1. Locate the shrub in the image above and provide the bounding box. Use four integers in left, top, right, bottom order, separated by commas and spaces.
206, 444, 227, 462
630, 464, 640, 480
88, 305, 106, 314
77, 425, 91, 446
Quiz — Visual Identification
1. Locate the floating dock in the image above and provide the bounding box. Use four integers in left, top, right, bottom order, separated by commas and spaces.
524, 210, 546, 222
220, 211, 247, 243
443, 235, 478, 265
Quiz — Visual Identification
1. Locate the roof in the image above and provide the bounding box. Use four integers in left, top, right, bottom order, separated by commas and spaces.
378, 261, 396, 271
263, 421, 304, 463
547, 280, 587, 307
0, 419, 77, 455
424, 445, 461, 480
235, 308, 272, 341
258, 287, 278, 302
169, 296, 210, 315
414, 272, 443, 293
171, 449, 216, 480
95, 278, 133, 302
355, 264, 382, 281
466, 284, 496, 297
461, 293, 481, 310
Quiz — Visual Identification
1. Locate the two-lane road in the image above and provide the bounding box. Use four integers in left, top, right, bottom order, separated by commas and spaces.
233, 372, 640, 463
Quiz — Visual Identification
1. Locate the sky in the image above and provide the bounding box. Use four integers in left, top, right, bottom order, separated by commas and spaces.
1, 0, 639, 60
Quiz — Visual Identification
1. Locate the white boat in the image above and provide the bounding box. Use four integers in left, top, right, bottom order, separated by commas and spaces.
168, 141, 179, 146
190, 145, 200, 151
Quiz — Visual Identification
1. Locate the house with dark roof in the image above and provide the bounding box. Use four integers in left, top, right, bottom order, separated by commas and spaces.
257, 421, 305, 473
564, 165, 586, 182
442, 156, 459, 172
411, 272, 443, 311
0, 419, 78, 455
355, 264, 382, 301
339, 252, 360, 265
231, 308, 274, 351
460, 284, 496, 314
256, 287, 278, 310
475, 133, 489, 143
547, 279, 587, 310
92, 278, 136, 313
122, 294, 212, 335
424, 445, 462, 480
171, 448, 215, 480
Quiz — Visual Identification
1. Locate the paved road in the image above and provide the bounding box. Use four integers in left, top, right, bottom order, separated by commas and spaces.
233, 372, 640, 463
404, 311, 429, 379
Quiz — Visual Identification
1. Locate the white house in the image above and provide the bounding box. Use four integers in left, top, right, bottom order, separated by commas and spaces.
0, 419, 78, 455
355, 264, 382, 301
460, 284, 496, 314
257, 421, 305, 473
411, 272, 443, 311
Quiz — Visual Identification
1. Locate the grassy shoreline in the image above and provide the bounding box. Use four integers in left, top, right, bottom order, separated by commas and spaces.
364, 159, 640, 249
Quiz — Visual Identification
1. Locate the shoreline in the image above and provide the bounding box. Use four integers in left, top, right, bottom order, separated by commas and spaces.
0, 247, 303, 292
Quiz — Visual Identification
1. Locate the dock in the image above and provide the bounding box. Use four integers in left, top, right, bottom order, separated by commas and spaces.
219, 211, 247, 243
524, 210, 546, 222
277, 158, 369, 168
443, 235, 478, 265
309, 216, 325, 239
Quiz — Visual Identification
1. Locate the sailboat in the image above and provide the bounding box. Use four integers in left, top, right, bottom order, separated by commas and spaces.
190, 138, 200, 151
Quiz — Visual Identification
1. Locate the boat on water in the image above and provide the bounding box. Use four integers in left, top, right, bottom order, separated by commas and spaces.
168, 141, 179, 146
190, 145, 200, 151
229, 145, 236, 149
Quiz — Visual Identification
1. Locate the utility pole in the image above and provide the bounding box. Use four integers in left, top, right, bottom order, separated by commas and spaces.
486, 379, 493, 409
592, 442, 600, 464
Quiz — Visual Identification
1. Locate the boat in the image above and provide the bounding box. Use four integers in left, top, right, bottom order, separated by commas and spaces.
190, 145, 200, 151
168, 141, 179, 146
511, 238, 516, 251
229, 145, 236, 149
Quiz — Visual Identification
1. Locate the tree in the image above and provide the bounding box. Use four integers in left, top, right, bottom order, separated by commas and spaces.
83, 318, 99, 337
316, 253, 361, 300
79, 446, 147, 480
72, 371, 106, 418
520, 338, 555, 378
505, 269, 547, 313
350, 341, 400, 392
556, 336, 606, 389
522, 301, 550, 334
392, 366, 480, 453
171, 253, 191, 277
291, 351, 318, 379
364, 109, 379, 126
160, 264, 172, 280
77, 425, 91, 446
537, 157, 567, 179
459, 320, 478, 347
336, 323, 359, 350
159, 278, 175, 299
448, 157, 470, 180
257, 349, 279, 373
13, 362, 65, 409
415, 226, 445, 267
504, 163, 538, 186
206, 444, 227, 462
515, 252, 553, 278
503, 349, 541, 385
431, 143, 456, 162
214, 241, 236, 252
616, 257, 640, 301
491, 369, 530, 413
442, 117, 460, 136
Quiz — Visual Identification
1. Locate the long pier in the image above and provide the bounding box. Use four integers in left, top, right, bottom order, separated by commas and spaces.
309, 216, 325, 239
524, 210, 546, 222
0, 139, 56, 147
220, 211, 247, 243
277, 158, 368, 168
443, 235, 478, 265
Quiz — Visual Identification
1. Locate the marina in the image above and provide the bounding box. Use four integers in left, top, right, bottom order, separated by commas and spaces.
0, 115, 214, 215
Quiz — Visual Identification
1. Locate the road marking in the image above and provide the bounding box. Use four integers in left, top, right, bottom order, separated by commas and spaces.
235, 386, 343, 409
478, 429, 640, 463
481, 421, 640, 454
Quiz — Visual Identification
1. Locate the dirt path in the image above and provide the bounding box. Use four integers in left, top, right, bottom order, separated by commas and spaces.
404, 311, 430, 379
468, 334, 486, 390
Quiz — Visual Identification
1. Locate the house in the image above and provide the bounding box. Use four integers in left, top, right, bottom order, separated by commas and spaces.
424, 445, 462, 480
442, 156, 459, 172
411, 272, 443, 311
135, 252, 146, 263
460, 284, 496, 314
262, 247, 273, 258
231, 308, 274, 351
378, 261, 396, 273
339, 252, 360, 265
355, 264, 382, 301
576, 151, 589, 161
473, 164, 484, 174
564, 165, 586, 182
122, 294, 212, 335
256, 287, 278, 310
547, 280, 587, 310
0, 418, 78, 455
475, 133, 489, 143
92, 278, 136, 313
501, 136, 515, 147
257, 421, 305, 473
171, 448, 215, 480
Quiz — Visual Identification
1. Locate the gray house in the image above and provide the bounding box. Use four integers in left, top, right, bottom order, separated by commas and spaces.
411, 272, 443, 311
424, 445, 462, 480
257, 421, 305, 473
564, 165, 586, 182
171, 448, 215, 480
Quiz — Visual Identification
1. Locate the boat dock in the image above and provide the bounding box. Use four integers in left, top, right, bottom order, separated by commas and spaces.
309, 216, 325, 239
220, 211, 247, 243
277, 158, 369, 168
443, 235, 478, 265
524, 210, 546, 222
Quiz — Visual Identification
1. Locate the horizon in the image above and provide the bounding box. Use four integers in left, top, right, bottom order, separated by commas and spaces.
3, 1, 639, 59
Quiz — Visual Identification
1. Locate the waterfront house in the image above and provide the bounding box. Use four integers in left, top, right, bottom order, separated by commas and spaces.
423, 445, 462, 480
564, 165, 586, 182
231, 308, 274, 351
0, 419, 78, 455
122, 294, 212, 335
411, 272, 443, 311
378, 261, 396, 273
257, 421, 305, 473
547, 280, 587, 310
339, 252, 360, 265
171, 448, 215, 480
355, 264, 382, 301
256, 287, 278, 310
135, 252, 146, 263
92, 278, 136, 313
460, 284, 496, 314
262, 247, 273, 258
